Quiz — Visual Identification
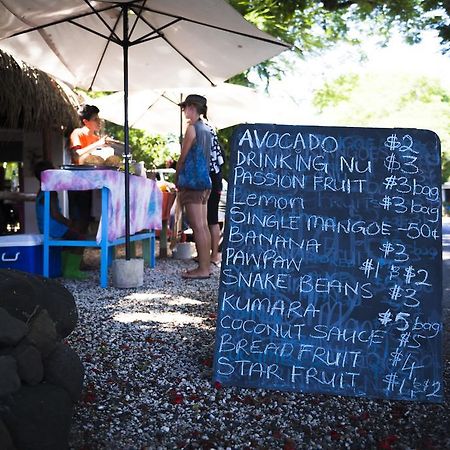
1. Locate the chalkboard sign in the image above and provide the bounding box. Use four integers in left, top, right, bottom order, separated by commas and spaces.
213, 125, 443, 402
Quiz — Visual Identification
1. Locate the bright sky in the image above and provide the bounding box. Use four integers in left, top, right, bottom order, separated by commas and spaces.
262, 30, 450, 116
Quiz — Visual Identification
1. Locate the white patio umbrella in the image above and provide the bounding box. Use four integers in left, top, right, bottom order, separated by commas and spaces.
0, 0, 290, 257
0, 1, 289, 91
88, 84, 302, 137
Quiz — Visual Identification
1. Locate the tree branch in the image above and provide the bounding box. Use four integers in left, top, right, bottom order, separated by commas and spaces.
322, 1, 358, 11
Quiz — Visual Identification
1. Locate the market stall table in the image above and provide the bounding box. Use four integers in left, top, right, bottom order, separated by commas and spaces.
41, 168, 162, 287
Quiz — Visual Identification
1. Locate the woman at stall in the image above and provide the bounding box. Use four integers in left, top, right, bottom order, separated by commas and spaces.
176, 94, 212, 280
69, 104, 110, 165
68, 104, 110, 235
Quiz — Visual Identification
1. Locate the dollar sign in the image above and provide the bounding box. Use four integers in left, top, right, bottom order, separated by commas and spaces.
384, 153, 401, 172
383, 175, 397, 190
380, 196, 392, 210
384, 134, 401, 151
404, 266, 415, 284
380, 242, 395, 257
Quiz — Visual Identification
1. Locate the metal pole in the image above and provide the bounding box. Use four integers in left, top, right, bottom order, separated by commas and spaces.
123, 6, 131, 259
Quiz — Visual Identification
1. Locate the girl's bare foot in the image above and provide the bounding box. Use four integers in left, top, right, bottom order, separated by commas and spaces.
181, 268, 211, 280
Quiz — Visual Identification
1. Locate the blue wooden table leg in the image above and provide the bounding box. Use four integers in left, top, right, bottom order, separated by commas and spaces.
100, 187, 109, 288
43, 191, 50, 278
150, 232, 156, 268
142, 238, 149, 265
108, 246, 114, 267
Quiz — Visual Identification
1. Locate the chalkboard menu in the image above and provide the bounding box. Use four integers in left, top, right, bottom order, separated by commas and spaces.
213, 125, 443, 402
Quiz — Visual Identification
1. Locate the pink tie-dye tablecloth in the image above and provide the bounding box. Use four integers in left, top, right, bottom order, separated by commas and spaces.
42, 169, 162, 242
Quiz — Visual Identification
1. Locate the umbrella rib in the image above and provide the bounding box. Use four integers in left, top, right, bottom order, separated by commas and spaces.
130, 94, 162, 128
138, 5, 291, 49
3, 2, 289, 50
161, 93, 179, 106
0, 0, 81, 80
129, 18, 181, 46
83, 0, 121, 42
88, 14, 122, 91
128, 0, 146, 40
2, 3, 119, 40
130, 9, 216, 86
68, 20, 121, 46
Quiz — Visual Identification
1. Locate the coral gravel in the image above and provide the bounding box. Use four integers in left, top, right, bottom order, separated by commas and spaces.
66, 248, 449, 450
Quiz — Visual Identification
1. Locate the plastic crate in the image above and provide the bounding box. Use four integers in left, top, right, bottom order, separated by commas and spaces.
0, 234, 61, 277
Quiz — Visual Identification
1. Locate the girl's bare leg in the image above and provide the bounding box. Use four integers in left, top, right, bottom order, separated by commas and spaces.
209, 223, 221, 264
183, 202, 211, 278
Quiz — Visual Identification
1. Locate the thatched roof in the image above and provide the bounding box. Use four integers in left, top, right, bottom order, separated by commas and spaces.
0, 50, 80, 132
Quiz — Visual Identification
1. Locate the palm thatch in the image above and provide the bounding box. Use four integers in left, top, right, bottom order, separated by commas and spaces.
0, 50, 80, 132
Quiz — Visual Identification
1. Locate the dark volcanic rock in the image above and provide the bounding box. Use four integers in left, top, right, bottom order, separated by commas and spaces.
0, 308, 28, 347
44, 343, 84, 402
0, 270, 82, 450
0, 418, 16, 450
0, 356, 20, 398
1, 383, 73, 450
0, 270, 77, 339
25, 309, 57, 357
13, 343, 44, 386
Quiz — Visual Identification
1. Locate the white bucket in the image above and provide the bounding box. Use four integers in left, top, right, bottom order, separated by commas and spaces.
111, 258, 144, 288
173, 242, 194, 259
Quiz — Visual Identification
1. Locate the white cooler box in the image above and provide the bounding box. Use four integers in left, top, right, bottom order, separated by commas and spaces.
0, 234, 61, 277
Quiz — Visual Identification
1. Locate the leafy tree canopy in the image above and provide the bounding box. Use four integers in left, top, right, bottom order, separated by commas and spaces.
230, 0, 450, 52
228, 0, 450, 85
311, 72, 450, 180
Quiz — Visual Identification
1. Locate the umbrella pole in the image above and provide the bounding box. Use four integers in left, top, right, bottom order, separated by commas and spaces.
123, 6, 131, 259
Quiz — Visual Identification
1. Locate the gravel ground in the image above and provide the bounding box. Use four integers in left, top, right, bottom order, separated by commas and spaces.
65, 244, 450, 450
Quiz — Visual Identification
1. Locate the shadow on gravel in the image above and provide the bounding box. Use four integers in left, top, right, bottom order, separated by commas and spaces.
64, 243, 450, 449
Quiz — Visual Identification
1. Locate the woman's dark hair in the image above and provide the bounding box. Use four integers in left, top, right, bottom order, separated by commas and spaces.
180, 95, 208, 119
34, 160, 54, 181
78, 104, 100, 122
184, 101, 208, 119
194, 102, 208, 119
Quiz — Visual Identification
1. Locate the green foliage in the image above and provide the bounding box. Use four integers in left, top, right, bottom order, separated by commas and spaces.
105, 121, 176, 170
216, 126, 235, 181
311, 71, 450, 179
230, 0, 357, 52
230, 0, 449, 50
399, 77, 450, 104
228, 0, 450, 85
442, 151, 450, 182
313, 74, 360, 112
